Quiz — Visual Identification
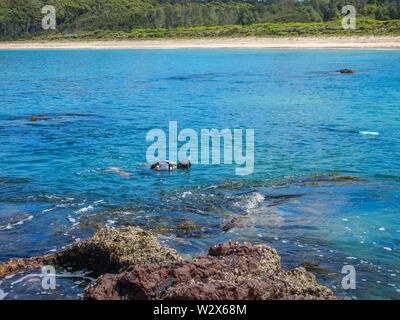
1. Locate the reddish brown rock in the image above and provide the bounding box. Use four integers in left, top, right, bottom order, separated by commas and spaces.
84, 240, 342, 300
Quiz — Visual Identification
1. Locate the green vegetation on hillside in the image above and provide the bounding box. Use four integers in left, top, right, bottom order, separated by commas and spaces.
1, 0, 400, 41
32, 19, 400, 40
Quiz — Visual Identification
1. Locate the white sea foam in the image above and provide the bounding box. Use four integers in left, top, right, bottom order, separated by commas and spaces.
182, 191, 192, 198
11, 269, 96, 287
68, 216, 76, 223
233, 192, 264, 212
0, 215, 33, 231
359, 131, 379, 135
105, 220, 116, 228
75, 205, 93, 213
0, 286, 7, 300
43, 203, 69, 213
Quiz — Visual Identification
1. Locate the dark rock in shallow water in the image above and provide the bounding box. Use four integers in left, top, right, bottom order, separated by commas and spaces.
337, 69, 356, 74
0, 227, 181, 278
84, 240, 345, 300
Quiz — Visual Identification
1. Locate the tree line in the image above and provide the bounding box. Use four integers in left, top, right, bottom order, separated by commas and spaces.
1, 0, 400, 40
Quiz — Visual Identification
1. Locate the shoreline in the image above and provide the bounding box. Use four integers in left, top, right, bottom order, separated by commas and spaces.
1, 36, 400, 50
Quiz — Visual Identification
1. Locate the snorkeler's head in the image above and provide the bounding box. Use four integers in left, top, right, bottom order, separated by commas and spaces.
177, 159, 191, 169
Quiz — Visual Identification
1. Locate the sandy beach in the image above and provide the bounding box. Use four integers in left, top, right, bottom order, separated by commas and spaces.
1, 36, 400, 50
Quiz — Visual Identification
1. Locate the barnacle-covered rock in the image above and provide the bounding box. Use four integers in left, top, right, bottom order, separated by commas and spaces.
84, 240, 345, 300
0, 227, 181, 278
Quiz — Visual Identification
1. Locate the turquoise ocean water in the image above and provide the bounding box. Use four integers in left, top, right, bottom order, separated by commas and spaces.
0, 49, 399, 299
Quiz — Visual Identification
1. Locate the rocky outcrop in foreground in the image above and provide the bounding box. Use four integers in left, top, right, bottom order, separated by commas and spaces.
0, 227, 345, 300
0, 227, 181, 278
84, 240, 342, 300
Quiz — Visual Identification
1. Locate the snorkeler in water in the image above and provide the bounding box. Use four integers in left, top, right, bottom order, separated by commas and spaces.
106, 159, 191, 176
150, 159, 191, 172
105, 167, 132, 176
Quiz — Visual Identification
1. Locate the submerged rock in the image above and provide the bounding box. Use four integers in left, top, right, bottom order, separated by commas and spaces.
84, 240, 344, 300
0, 227, 181, 278
20, 113, 97, 122
332, 176, 363, 182
337, 69, 356, 74
28, 115, 51, 122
